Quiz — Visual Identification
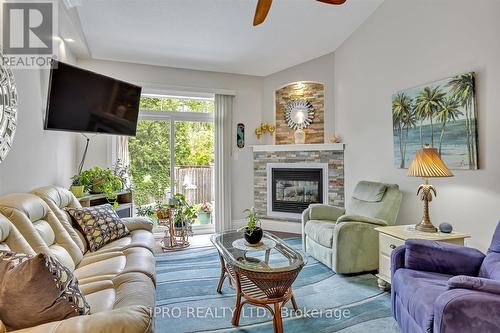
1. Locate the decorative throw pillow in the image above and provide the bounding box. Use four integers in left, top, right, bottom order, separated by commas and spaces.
66, 204, 129, 252
0, 251, 90, 330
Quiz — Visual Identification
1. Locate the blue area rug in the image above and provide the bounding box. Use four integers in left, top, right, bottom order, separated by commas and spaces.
155, 238, 401, 333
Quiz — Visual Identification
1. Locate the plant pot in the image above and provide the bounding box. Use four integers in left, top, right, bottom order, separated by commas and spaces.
244, 227, 263, 245
198, 212, 212, 225
156, 210, 170, 220
70, 185, 85, 198
90, 179, 105, 194
107, 199, 118, 209
175, 219, 189, 228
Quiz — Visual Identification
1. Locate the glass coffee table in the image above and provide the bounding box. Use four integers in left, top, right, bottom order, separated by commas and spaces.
211, 230, 306, 333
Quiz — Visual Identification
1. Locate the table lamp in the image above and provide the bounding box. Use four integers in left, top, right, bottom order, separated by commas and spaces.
407, 145, 453, 232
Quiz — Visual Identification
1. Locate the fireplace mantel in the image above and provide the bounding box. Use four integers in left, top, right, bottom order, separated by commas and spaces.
252, 143, 344, 152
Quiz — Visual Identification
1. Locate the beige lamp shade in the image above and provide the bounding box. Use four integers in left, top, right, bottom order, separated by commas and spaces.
407, 146, 454, 178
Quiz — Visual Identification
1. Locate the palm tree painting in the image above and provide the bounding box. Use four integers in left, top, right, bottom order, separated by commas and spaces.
392, 72, 478, 170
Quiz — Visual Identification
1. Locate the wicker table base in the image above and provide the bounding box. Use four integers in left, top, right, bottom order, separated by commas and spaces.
159, 214, 192, 251
216, 255, 300, 333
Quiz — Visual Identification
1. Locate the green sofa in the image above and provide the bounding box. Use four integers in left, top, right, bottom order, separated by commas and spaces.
302, 181, 402, 274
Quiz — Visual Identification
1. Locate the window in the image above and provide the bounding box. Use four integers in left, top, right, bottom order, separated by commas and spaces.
129, 94, 215, 229
139, 95, 214, 113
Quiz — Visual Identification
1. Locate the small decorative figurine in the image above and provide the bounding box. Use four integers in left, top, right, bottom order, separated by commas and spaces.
237, 123, 245, 148
254, 122, 275, 140
329, 134, 342, 144
439, 223, 453, 233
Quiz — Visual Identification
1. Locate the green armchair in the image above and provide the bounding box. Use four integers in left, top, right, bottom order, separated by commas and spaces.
302, 181, 402, 274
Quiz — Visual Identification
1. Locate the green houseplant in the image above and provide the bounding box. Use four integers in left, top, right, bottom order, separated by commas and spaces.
240, 207, 262, 244
170, 194, 198, 228
70, 175, 85, 198
136, 194, 197, 228
79, 167, 123, 206
136, 201, 171, 226
197, 202, 213, 225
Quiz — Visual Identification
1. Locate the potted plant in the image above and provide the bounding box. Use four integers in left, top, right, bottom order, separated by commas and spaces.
155, 201, 171, 220
112, 159, 132, 191
170, 194, 198, 228
197, 202, 213, 225
79, 167, 123, 207
136, 205, 156, 219
70, 175, 85, 198
241, 207, 263, 245
137, 201, 171, 229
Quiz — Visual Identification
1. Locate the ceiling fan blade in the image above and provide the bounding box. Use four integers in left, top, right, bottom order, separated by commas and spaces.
316, 0, 347, 4
253, 0, 273, 26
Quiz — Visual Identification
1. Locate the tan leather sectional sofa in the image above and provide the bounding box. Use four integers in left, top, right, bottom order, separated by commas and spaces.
0, 186, 156, 333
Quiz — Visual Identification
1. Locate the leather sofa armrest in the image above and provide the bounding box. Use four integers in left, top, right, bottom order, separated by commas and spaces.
10, 306, 153, 333
404, 239, 485, 276
121, 217, 154, 232
337, 215, 387, 226
308, 204, 345, 221
448, 275, 500, 295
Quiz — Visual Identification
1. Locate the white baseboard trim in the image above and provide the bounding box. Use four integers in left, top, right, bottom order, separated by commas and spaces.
232, 219, 301, 234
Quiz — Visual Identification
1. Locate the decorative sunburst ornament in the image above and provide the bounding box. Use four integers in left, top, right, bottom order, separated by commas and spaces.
284, 100, 314, 130
0, 52, 18, 164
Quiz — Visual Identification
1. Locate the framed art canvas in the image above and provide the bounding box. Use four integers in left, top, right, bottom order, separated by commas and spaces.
392, 72, 478, 170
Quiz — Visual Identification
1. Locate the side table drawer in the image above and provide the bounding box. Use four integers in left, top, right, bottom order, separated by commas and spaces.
379, 233, 404, 257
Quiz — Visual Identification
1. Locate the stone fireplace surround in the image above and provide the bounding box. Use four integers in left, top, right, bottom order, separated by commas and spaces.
251, 144, 345, 233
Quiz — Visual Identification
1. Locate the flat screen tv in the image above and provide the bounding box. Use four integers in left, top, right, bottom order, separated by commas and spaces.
45, 60, 142, 136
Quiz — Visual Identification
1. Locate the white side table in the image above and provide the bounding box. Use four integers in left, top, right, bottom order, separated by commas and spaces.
374, 225, 470, 290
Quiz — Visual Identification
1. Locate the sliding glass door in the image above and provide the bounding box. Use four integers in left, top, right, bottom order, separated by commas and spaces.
129, 94, 215, 232
174, 120, 214, 227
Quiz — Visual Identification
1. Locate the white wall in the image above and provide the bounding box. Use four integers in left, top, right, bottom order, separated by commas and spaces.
75, 59, 263, 220
262, 53, 335, 144
0, 0, 78, 194
334, 0, 500, 251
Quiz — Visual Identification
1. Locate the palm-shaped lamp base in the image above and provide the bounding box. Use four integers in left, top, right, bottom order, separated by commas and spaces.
415, 182, 438, 233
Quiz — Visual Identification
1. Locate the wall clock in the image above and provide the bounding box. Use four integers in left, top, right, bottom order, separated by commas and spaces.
0, 52, 18, 164
284, 99, 314, 130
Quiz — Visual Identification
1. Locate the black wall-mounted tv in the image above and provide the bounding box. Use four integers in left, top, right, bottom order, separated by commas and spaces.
44, 60, 142, 136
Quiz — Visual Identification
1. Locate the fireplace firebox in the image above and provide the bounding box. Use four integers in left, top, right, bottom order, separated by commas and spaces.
266, 163, 329, 218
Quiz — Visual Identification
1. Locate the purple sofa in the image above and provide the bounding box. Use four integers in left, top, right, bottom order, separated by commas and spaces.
391, 222, 500, 333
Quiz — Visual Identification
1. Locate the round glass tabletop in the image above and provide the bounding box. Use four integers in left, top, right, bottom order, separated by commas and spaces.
232, 237, 277, 251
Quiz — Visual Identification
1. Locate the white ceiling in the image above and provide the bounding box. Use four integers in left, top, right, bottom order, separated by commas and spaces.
64, 0, 383, 76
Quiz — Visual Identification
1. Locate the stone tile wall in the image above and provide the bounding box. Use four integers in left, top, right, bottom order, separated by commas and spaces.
275, 82, 324, 144
253, 149, 344, 222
